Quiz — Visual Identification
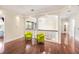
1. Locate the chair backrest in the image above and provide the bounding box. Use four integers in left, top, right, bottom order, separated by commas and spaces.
25, 32, 32, 35
37, 32, 45, 39
25, 32, 32, 38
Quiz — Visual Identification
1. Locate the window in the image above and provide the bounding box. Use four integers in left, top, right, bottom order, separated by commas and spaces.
25, 21, 36, 30
38, 15, 58, 30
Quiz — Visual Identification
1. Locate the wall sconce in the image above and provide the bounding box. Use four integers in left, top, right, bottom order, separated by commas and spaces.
16, 16, 20, 26
0, 10, 3, 15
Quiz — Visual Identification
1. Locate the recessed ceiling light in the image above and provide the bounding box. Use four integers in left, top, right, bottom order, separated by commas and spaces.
67, 10, 71, 12
31, 9, 34, 12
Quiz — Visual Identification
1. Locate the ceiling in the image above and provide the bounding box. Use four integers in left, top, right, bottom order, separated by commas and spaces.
60, 5, 79, 19
0, 5, 67, 16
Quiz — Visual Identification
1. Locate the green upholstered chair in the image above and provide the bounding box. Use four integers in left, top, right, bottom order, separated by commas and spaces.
24, 32, 32, 40
36, 33, 45, 43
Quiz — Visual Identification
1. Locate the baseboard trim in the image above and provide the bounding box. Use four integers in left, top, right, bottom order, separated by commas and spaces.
45, 39, 61, 44
4, 35, 24, 43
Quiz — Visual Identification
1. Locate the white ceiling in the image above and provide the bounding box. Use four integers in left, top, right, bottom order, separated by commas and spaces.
0, 5, 67, 16
60, 5, 79, 19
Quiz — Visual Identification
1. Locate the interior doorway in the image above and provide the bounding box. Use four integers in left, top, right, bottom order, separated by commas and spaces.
61, 17, 76, 53
61, 18, 69, 46
0, 17, 4, 53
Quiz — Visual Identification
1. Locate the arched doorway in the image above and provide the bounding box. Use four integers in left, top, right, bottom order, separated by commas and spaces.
0, 17, 4, 53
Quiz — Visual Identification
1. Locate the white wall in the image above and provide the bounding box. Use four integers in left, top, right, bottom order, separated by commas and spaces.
25, 16, 36, 23
68, 18, 75, 53
0, 8, 25, 43
75, 15, 79, 41
69, 18, 75, 38
74, 15, 79, 50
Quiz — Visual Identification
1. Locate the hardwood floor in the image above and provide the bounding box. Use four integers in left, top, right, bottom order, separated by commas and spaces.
75, 40, 79, 53
0, 36, 4, 42
4, 33, 78, 54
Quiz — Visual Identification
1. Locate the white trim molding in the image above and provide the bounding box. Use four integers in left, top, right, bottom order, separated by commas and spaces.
4, 35, 24, 43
